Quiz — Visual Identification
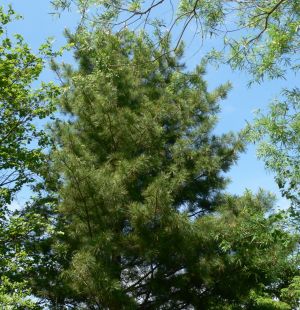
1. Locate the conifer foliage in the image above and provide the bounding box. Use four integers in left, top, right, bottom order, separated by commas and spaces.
50, 30, 298, 309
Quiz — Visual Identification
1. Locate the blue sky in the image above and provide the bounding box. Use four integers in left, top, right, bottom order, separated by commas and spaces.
6, 0, 294, 208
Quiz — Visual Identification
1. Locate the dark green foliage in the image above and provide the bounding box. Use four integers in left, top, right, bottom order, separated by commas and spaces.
44, 29, 299, 309
51, 1, 300, 223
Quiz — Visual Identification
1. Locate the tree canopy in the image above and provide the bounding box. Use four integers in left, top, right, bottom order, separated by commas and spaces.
34, 28, 299, 309
51, 0, 300, 81
0, 2, 299, 309
0, 6, 58, 308
50, 1, 300, 216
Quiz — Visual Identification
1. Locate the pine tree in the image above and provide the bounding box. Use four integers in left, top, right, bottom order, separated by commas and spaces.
47, 29, 298, 309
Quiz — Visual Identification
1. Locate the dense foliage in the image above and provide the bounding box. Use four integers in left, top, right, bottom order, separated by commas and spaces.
0, 2, 299, 308
51, 0, 300, 215
38, 29, 299, 309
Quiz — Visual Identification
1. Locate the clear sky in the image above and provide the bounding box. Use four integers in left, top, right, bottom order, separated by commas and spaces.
6, 0, 294, 208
